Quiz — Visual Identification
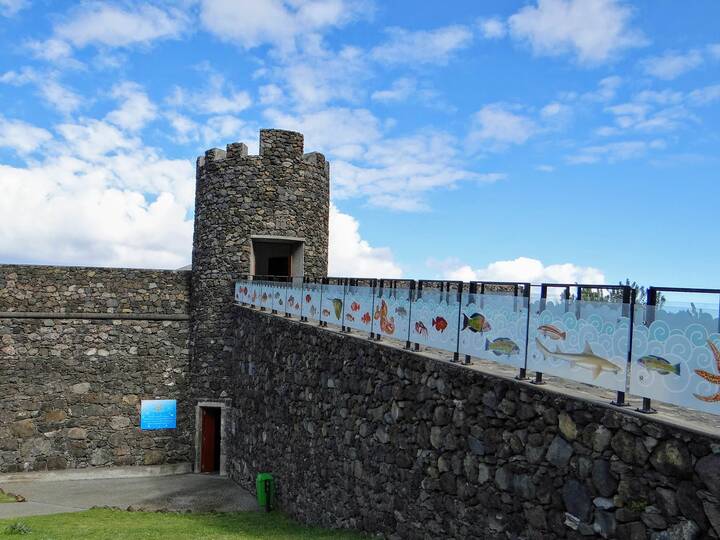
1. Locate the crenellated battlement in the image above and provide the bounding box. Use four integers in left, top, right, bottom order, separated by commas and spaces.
196, 129, 326, 172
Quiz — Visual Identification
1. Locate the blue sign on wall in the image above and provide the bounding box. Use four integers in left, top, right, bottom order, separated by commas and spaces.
140, 399, 177, 430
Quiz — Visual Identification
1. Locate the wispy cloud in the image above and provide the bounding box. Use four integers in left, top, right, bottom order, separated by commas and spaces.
508, 0, 646, 64
371, 25, 473, 65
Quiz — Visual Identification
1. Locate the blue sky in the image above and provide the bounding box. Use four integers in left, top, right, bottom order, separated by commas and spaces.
0, 0, 719, 289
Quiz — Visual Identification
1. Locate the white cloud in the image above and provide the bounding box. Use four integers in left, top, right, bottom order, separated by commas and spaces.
688, 84, 720, 106
0, 116, 53, 153
642, 50, 703, 80
0, 118, 194, 268
436, 256, 605, 285
328, 204, 402, 278
258, 84, 284, 105
26, 39, 75, 62
199, 0, 366, 50
468, 104, 537, 150
371, 25, 473, 65
264, 106, 503, 211
169, 74, 252, 115
478, 17, 506, 39
55, 3, 187, 49
371, 78, 416, 103
567, 139, 665, 164
106, 82, 157, 131
508, 0, 645, 64
0, 0, 26, 16
0, 68, 82, 114
536, 164, 554, 172
709, 43, 720, 59
166, 112, 256, 149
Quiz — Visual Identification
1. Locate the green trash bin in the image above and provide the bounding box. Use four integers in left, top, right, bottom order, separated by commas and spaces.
256, 472, 275, 511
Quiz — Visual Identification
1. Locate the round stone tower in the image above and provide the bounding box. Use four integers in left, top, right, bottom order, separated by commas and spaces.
189, 129, 329, 408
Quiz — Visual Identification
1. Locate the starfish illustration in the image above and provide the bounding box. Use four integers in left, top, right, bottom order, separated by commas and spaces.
694, 339, 720, 402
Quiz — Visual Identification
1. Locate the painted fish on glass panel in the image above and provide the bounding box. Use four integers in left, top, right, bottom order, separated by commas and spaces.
309, 305, 317, 317
361, 312, 371, 324
535, 338, 620, 379
351, 302, 361, 312
462, 312, 491, 333
346, 314, 355, 322
322, 309, 331, 317
485, 338, 520, 357
538, 324, 566, 340
395, 307, 408, 318
638, 355, 680, 376
331, 298, 343, 319
432, 317, 448, 333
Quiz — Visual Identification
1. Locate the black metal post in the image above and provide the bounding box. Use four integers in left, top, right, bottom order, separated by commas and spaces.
637, 397, 656, 414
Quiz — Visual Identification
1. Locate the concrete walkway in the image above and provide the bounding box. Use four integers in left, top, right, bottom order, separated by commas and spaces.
0, 473, 257, 519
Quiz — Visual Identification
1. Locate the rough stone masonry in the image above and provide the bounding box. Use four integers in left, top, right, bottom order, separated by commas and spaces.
229, 305, 720, 540
0, 266, 192, 473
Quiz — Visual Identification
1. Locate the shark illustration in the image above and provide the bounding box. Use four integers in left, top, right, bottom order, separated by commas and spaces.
535, 338, 621, 379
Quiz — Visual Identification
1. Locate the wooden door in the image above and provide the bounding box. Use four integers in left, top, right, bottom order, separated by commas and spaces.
200, 408, 219, 473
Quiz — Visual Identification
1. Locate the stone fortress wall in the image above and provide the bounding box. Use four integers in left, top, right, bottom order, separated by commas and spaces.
228, 305, 720, 540
0, 265, 192, 473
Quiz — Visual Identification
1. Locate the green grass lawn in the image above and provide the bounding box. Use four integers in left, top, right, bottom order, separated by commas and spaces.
0, 509, 367, 539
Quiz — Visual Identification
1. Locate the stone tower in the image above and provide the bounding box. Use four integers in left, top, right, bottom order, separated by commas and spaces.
190, 129, 329, 403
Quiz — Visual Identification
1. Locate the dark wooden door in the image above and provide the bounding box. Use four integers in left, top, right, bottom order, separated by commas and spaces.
200, 408, 220, 473
267, 256, 291, 277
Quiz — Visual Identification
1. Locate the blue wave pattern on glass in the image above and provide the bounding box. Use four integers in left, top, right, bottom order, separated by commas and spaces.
526, 298, 630, 392
375, 287, 412, 339
630, 302, 720, 414
284, 285, 303, 317
343, 285, 375, 332
303, 282, 322, 322
459, 292, 528, 369
410, 289, 461, 354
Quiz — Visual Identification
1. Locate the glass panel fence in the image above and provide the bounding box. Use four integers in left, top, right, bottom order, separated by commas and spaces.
375, 286, 412, 340
410, 286, 461, 354
459, 292, 529, 369
285, 284, 303, 318
256, 280, 273, 310
321, 283, 345, 327
267, 281, 287, 312
303, 282, 322, 322
630, 300, 720, 414
527, 297, 631, 392
343, 284, 375, 332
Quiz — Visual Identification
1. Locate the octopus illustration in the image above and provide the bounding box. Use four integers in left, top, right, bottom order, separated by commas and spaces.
694, 339, 720, 402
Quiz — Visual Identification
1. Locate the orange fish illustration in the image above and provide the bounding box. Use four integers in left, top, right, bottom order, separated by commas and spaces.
432, 317, 448, 333
351, 301, 361, 312
361, 312, 371, 324
694, 339, 720, 402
